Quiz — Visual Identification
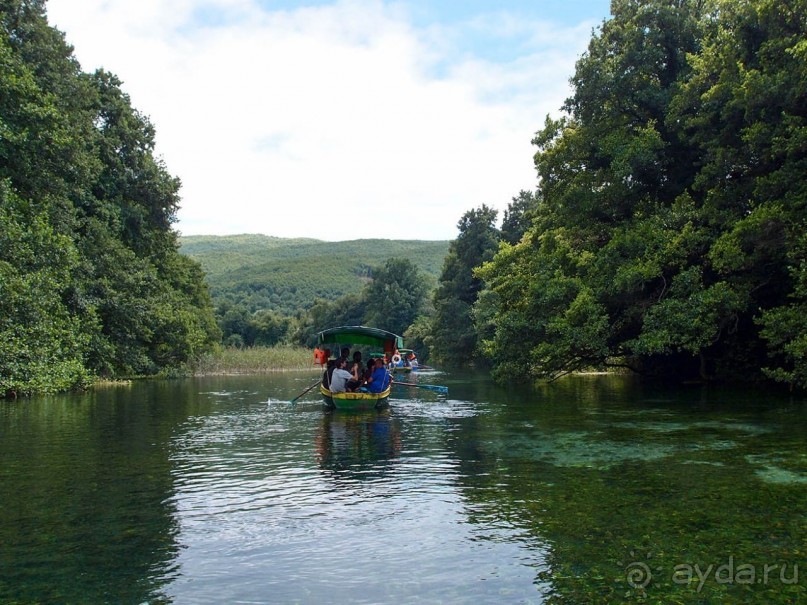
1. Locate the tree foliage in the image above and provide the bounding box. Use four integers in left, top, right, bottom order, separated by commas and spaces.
363, 258, 428, 335
501, 190, 537, 245
431, 205, 501, 364
289, 258, 431, 349
180, 235, 448, 319
0, 184, 90, 394
290, 293, 367, 348
184, 235, 443, 350
477, 0, 807, 388
0, 1, 219, 395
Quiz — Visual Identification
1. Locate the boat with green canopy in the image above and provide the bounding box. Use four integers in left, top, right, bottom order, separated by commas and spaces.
391, 348, 419, 373
317, 325, 401, 410
371, 348, 420, 373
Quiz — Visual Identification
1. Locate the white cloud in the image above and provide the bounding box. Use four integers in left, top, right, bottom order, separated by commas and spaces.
47, 0, 602, 240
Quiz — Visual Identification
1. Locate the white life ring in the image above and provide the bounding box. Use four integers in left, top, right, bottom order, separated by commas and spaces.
391, 354, 402, 365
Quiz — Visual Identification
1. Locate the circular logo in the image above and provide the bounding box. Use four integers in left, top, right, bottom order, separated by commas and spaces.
625, 561, 652, 588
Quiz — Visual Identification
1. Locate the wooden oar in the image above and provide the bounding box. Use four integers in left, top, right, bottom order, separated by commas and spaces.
290, 379, 321, 403
392, 380, 448, 394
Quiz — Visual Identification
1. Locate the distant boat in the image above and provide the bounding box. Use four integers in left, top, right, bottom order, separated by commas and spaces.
368, 348, 418, 373
316, 325, 401, 411
389, 348, 420, 373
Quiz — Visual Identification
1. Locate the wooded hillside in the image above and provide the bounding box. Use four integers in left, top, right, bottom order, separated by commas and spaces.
180, 234, 449, 315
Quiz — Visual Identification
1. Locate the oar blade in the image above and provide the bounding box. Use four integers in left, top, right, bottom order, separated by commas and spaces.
392, 381, 448, 395
414, 384, 447, 393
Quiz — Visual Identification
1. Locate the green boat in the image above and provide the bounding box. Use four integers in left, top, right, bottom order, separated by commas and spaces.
319, 383, 393, 410
390, 348, 419, 373
317, 325, 401, 410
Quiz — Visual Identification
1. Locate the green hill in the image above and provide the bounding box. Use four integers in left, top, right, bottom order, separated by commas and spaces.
180, 234, 450, 315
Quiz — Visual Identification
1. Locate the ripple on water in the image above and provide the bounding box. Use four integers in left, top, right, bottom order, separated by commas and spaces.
164, 398, 546, 604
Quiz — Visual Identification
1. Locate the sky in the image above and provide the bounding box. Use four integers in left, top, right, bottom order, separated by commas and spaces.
47, 0, 612, 241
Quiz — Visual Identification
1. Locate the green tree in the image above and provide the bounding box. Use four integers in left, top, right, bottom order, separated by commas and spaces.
72, 70, 219, 376
218, 302, 253, 347
363, 257, 428, 336
0, 0, 97, 203
478, 0, 807, 387
758, 236, 807, 389
431, 205, 500, 364
403, 316, 434, 363
0, 184, 90, 395
0, 2, 93, 393
501, 190, 537, 245
0, 0, 219, 393
290, 293, 367, 348
674, 0, 807, 388
477, 0, 707, 381
88, 70, 179, 258
250, 310, 291, 347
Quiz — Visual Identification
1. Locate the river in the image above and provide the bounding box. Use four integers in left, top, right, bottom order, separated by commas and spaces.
1, 371, 804, 604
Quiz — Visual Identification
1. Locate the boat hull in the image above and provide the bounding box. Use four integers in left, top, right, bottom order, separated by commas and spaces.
320, 384, 391, 410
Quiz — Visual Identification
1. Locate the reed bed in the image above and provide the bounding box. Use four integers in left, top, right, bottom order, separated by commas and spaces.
189, 345, 318, 375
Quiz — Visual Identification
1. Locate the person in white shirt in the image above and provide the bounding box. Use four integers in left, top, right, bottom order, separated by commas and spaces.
329, 358, 357, 393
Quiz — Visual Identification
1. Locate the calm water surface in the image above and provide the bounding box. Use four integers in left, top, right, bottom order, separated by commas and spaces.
1, 372, 805, 604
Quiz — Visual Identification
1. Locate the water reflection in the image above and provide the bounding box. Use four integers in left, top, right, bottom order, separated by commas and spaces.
1, 374, 804, 605
315, 410, 402, 477
0, 384, 185, 604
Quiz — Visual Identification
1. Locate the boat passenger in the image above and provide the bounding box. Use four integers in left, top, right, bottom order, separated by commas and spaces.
322, 358, 337, 388
407, 352, 418, 368
333, 347, 350, 380
314, 347, 331, 366
365, 358, 391, 393
347, 351, 363, 390
330, 358, 357, 393
363, 358, 375, 383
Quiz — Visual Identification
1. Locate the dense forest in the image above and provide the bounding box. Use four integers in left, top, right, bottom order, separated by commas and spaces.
179, 234, 448, 349
440, 0, 806, 390
0, 0, 220, 396
3, 0, 805, 395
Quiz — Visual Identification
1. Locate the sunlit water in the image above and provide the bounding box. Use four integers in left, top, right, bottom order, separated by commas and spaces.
1, 372, 805, 604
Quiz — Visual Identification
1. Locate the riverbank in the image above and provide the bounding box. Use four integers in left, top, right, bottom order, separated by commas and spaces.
188, 345, 316, 375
